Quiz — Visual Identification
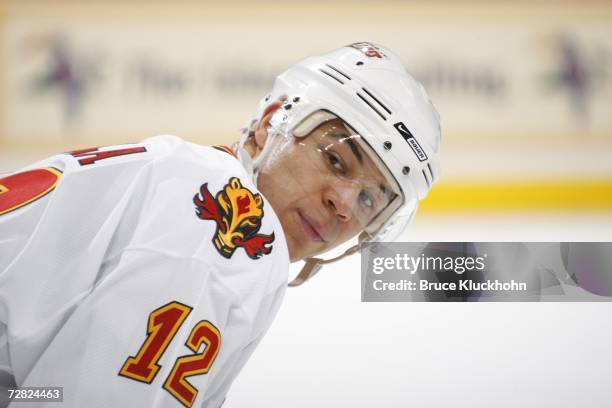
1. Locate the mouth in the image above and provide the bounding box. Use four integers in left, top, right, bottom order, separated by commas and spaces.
296, 210, 326, 242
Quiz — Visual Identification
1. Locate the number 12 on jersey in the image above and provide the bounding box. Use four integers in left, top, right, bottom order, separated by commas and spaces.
119, 301, 221, 408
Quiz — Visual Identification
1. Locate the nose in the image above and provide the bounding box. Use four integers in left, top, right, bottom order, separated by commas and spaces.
323, 185, 358, 223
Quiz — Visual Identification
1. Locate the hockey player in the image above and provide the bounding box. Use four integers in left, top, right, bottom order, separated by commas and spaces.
0, 42, 440, 407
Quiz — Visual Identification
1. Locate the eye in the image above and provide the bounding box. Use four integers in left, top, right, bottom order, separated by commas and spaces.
359, 190, 374, 209
325, 152, 345, 173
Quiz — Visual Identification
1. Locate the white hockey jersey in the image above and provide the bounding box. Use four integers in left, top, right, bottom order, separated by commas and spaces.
0, 135, 289, 408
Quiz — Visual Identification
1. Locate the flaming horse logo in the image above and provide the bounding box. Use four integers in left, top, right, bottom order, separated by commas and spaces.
194, 177, 275, 259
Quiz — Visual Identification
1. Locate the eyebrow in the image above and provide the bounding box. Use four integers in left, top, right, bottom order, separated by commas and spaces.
331, 133, 364, 165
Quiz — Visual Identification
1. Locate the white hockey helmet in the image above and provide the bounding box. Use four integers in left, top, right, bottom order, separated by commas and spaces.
241, 42, 441, 244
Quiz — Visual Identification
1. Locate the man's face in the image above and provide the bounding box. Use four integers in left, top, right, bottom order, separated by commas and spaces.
257, 119, 395, 262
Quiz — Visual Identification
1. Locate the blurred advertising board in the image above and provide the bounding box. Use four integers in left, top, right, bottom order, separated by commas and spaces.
0, 3, 610, 149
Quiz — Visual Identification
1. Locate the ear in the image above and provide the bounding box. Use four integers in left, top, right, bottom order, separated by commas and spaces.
253, 100, 284, 150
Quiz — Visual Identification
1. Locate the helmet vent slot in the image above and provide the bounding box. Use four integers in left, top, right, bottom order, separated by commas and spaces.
362, 87, 392, 115
427, 162, 435, 182
356, 92, 386, 120
325, 64, 352, 81
422, 168, 432, 188
319, 69, 345, 85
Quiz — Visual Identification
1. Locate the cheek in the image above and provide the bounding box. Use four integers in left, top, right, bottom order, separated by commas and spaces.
257, 165, 308, 218
258, 172, 290, 213
260, 159, 322, 206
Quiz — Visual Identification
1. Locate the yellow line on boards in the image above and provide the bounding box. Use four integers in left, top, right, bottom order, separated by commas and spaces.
420, 180, 612, 212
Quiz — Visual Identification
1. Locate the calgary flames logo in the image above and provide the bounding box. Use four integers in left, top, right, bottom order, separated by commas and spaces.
194, 177, 275, 259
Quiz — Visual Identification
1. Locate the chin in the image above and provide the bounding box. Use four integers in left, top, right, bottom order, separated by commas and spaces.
286, 238, 323, 263
288, 245, 313, 263
285, 235, 303, 263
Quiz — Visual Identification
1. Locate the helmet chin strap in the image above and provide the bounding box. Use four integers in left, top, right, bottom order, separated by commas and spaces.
288, 232, 369, 287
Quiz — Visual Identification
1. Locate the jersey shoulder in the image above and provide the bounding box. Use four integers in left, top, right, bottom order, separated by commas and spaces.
122, 138, 290, 292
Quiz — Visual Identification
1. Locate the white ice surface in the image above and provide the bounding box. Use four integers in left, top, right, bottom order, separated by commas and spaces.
228, 214, 612, 408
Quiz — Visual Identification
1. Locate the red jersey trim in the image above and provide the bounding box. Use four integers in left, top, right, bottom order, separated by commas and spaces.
212, 145, 237, 158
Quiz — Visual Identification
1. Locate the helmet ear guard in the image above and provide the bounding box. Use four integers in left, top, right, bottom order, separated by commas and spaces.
239, 42, 441, 286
